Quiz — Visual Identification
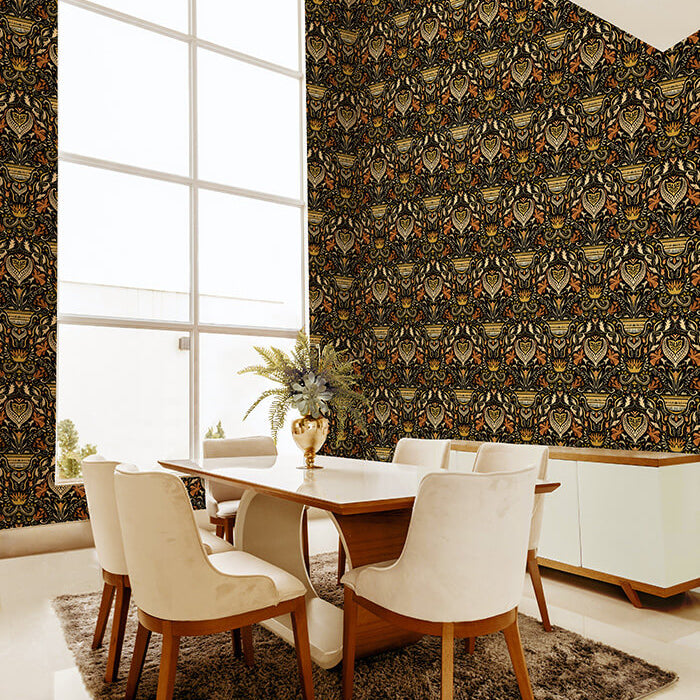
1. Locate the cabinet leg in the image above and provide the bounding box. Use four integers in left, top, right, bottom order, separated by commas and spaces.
621, 582, 643, 608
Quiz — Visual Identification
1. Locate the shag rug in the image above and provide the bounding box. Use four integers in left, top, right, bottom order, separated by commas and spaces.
54, 553, 677, 699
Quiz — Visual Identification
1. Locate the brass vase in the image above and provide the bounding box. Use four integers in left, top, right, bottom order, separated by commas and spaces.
291, 414, 329, 469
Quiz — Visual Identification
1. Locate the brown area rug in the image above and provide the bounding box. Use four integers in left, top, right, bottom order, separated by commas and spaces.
54, 553, 676, 699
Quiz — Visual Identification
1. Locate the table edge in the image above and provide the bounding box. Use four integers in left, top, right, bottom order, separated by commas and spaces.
160, 459, 560, 512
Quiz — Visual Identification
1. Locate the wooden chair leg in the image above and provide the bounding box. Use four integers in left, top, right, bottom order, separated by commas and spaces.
232, 628, 242, 658
291, 599, 315, 700
342, 587, 358, 700
105, 582, 131, 682
302, 508, 311, 574
526, 549, 552, 631
224, 517, 235, 544
91, 582, 115, 650
337, 538, 346, 584
125, 622, 151, 700
464, 636, 475, 654
241, 625, 255, 668
157, 627, 181, 700
503, 619, 534, 700
441, 623, 454, 700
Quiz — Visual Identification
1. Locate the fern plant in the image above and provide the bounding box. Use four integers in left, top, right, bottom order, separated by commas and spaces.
239, 332, 368, 443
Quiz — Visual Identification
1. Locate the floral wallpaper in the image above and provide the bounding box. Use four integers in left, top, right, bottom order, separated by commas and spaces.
307, 0, 700, 459
0, 0, 69, 528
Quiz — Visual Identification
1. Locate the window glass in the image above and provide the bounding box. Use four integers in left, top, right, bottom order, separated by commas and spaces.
59, 4, 189, 175
57, 326, 190, 478
198, 189, 302, 328
199, 333, 296, 455
198, 48, 301, 199
197, 0, 299, 70
58, 163, 190, 321
89, 0, 188, 31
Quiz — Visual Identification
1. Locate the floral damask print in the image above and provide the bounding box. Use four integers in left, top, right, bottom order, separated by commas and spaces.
307, 0, 700, 458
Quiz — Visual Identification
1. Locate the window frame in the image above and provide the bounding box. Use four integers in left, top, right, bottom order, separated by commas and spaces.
56, 0, 308, 480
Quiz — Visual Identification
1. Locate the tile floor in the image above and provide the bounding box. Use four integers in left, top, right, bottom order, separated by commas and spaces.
0, 515, 698, 700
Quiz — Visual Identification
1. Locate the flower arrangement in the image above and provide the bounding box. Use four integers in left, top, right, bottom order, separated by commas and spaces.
239, 332, 368, 442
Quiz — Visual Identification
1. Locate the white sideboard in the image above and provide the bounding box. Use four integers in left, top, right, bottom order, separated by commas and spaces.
450, 442, 700, 606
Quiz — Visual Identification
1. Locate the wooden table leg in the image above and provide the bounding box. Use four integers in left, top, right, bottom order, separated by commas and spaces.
333, 509, 423, 657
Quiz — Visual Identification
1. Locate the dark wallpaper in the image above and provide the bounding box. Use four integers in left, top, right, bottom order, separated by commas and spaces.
307, 0, 700, 459
0, 0, 73, 528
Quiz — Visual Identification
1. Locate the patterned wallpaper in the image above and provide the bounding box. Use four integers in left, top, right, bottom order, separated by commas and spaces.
307, 0, 700, 459
0, 0, 71, 528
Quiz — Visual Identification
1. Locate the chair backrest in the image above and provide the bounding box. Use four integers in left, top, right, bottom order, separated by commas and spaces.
114, 466, 278, 620
81, 455, 128, 576
473, 442, 549, 551
373, 468, 536, 622
392, 438, 451, 470
203, 436, 277, 506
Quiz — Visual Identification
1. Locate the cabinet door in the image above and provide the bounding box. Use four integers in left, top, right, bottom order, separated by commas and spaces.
578, 462, 665, 585
579, 461, 700, 587
538, 459, 581, 566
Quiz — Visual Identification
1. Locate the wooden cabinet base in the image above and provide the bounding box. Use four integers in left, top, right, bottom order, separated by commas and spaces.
539, 558, 700, 607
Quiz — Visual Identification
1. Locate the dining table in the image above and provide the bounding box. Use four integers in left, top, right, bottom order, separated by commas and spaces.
159, 453, 560, 670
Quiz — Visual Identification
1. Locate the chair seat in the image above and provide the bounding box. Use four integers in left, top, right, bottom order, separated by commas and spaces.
341, 560, 396, 592
208, 550, 307, 603
199, 528, 235, 555
216, 500, 240, 519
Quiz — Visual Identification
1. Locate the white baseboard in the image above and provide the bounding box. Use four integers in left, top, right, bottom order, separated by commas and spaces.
0, 520, 95, 559
1, 509, 212, 558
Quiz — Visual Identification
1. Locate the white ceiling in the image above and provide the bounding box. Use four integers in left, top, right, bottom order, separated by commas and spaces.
573, 0, 700, 51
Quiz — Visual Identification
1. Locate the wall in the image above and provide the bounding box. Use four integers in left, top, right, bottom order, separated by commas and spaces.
0, 0, 69, 528
307, 0, 700, 459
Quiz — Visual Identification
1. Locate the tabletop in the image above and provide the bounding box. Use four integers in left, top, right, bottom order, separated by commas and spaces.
160, 454, 560, 516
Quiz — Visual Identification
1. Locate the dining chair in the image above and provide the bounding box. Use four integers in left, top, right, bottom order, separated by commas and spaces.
336, 438, 451, 582
203, 436, 311, 571
81, 455, 234, 682
341, 467, 537, 700
114, 466, 315, 700
203, 436, 275, 543
472, 442, 552, 633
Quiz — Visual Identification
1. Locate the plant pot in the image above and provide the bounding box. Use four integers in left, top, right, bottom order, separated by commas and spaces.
291, 414, 330, 469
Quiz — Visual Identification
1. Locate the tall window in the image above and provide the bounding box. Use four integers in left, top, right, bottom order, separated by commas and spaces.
56, 0, 306, 479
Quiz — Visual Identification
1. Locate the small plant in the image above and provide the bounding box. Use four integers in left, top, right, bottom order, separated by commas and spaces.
204, 420, 226, 439
239, 331, 368, 442
57, 419, 97, 480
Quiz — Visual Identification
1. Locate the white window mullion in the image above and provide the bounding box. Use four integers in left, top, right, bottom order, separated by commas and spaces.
58, 152, 305, 208
189, 0, 200, 461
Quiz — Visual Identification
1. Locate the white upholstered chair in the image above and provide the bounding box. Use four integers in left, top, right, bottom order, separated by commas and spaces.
341, 467, 537, 700
203, 436, 276, 543
115, 466, 315, 700
81, 455, 234, 682
393, 437, 452, 470
473, 442, 552, 632
336, 438, 451, 582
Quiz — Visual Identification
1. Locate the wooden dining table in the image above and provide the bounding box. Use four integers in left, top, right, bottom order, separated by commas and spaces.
160, 453, 560, 670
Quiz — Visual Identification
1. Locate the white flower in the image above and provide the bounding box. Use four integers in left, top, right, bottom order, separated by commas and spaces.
291, 372, 333, 418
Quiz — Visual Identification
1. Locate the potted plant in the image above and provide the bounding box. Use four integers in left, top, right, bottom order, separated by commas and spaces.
240, 332, 368, 468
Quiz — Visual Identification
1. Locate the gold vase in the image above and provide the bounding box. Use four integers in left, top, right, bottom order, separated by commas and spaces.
291, 414, 329, 469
